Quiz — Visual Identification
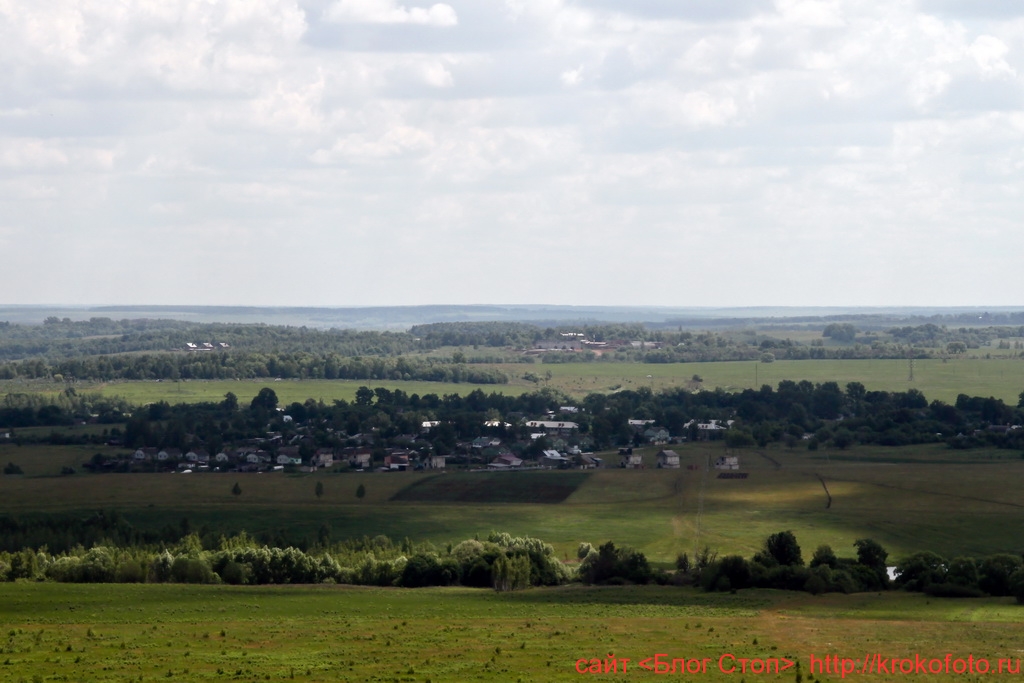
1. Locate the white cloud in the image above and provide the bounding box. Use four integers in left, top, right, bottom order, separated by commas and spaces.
2, 0, 1024, 306
324, 0, 457, 26
968, 35, 1015, 78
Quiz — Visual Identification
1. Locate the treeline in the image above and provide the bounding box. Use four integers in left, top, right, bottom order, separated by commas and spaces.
9, 317, 1020, 370
1, 389, 132, 428
6, 525, 1024, 602
0, 530, 570, 590
0, 318, 422, 362
695, 531, 1024, 602
0, 352, 509, 384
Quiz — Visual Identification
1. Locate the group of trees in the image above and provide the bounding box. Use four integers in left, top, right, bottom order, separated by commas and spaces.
697, 532, 889, 594
0, 531, 570, 591
694, 531, 1024, 602
0, 352, 510, 384
894, 551, 1024, 598
8, 524, 1024, 603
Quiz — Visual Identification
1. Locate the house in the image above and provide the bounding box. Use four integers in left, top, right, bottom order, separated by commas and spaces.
580, 454, 603, 469
313, 449, 334, 468
656, 450, 680, 469
541, 451, 570, 468
180, 449, 209, 464
525, 420, 579, 436
715, 456, 739, 470
246, 450, 271, 464
621, 451, 644, 469
133, 447, 158, 461
214, 452, 230, 463
686, 419, 731, 440
384, 454, 410, 471
628, 419, 655, 429
472, 436, 501, 449
427, 455, 447, 469
157, 448, 182, 461
345, 449, 372, 469
644, 428, 670, 444
489, 453, 523, 469
276, 453, 301, 466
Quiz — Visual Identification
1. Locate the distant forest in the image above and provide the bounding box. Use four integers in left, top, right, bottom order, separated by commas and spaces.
0, 317, 1023, 382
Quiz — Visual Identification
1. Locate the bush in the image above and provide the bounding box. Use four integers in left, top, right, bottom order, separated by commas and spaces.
1009, 568, 1024, 604
171, 557, 217, 584
579, 541, 653, 585
703, 555, 751, 591
218, 561, 250, 585
399, 553, 458, 588
114, 559, 145, 583
923, 582, 985, 598
979, 554, 1023, 596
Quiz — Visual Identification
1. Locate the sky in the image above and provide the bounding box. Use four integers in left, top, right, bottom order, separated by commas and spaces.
2, 0, 1023, 308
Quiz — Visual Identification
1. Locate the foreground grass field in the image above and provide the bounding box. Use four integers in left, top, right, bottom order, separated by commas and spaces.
4, 442, 1023, 563
3, 582, 1024, 682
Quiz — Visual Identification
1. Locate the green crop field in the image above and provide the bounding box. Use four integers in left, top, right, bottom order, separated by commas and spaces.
6, 356, 1023, 407
3, 582, 1024, 682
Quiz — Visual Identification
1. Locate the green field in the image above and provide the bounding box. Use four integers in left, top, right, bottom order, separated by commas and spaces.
6, 356, 1023, 407
3, 582, 1024, 682
503, 357, 1024, 404
4, 442, 1023, 563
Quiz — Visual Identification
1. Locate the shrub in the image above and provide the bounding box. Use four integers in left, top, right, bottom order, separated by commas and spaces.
579, 541, 653, 585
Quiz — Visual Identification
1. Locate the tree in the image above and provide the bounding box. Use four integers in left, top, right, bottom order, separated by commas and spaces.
250, 388, 279, 412
810, 544, 838, 569
356, 483, 366, 499
822, 323, 857, 342
756, 531, 803, 567
832, 428, 854, 450
854, 538, 889, 588
232, 482, 242, 497
315, 481, 324, 499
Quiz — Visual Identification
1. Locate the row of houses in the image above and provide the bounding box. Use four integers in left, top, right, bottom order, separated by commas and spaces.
619, 449, 740, 470
184, 342, 230, 351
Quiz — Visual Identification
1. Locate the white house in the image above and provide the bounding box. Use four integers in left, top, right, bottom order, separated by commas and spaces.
656, 450, 680, 469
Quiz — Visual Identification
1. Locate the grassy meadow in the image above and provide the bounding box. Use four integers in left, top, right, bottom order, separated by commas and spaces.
5, 356, 1024, 406
3, 582, 1024, 682
6, 356, 1024, 681
501, 357, 1024, 404
3, 442, 1024, 564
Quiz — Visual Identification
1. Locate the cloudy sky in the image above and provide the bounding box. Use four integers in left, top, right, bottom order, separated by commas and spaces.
2, 0, 1023, 307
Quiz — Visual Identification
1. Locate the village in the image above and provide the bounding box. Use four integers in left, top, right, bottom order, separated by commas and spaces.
103, 409, 740, 476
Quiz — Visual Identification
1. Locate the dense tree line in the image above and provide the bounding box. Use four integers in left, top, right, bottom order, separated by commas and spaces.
695, 531, 1024, 602
6, 318, 1023, 374
0, 352, 509, 384
0, 530, 570, 590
